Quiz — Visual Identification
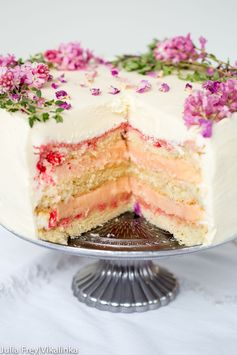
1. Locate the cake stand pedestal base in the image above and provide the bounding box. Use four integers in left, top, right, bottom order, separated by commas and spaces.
72, 260, 179, 313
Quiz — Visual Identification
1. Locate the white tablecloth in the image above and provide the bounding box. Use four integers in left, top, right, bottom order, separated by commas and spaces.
0, 225, 237, 355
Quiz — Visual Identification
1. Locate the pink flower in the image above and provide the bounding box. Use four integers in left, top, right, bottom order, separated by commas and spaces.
44, 42, 94, 71
108, 86, 120, 95
154, 34, 198, 64
134, 202, 141, 216
199, 36, 207, 51
147, 71, 157, 78
111, 68, 119, 77
90, 88, 101, 96
136, 80, 151, 93
0, 54, 17, 68
0, 67, 18, 93
206, 67, 215, 76
19, 62, 50, 89
183, 79, 237, 138
58, 101, 71, 110
35, 97, 46, 107
10, 93, 20, 101
159, 83, 170, 92
58, 74, 67, 83
198, 118, 213, 138
51, 82, 59, 89
44, 49, 61, 64
55, 90, 68, 99
185, 83, 193, 91
32, 63, 50, 80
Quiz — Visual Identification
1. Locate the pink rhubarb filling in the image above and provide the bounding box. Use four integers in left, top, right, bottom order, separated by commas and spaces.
36, 123, 200, 184
47, 176, 202, 229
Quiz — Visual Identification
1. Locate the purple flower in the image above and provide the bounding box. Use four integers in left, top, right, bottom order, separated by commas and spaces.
36, 97, 45, 107
90, 88, 101, 96
202, 80, 221, 94
198, 119, 213, 138
58, 74, 67, 83
10, 93, 20, 101
136, 80, 151, 93
111, 68, 119, 77
183, 78, 237, 138
206, 67, 215, 76
108, 86, 120, 95
59, 101, 71, 110
51, 82, 59, 89
0, 54, 17, 68
147, 71, 157, 78
159, 83, 170, 92
0, 67, 19, 93
44, 42, 94, 71
185, 83, 193, 91
134, 202, 141, 216
55, 90, 68, 99
199, 36, 207, 51
154, 34, 198, 64
18, 62, 50, 89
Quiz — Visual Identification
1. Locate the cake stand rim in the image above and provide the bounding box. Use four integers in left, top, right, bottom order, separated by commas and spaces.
3, 223, 236, 260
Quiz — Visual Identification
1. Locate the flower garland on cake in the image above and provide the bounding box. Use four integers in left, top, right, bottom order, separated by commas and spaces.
113, 34, 237, 138
0, 42, 97, 127
0, 37, 237, 137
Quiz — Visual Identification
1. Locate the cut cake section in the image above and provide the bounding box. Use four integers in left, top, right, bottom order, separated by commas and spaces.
35, 123, 206, 245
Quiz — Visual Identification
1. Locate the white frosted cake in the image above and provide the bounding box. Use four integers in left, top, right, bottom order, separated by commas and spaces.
0, 35, 237, 246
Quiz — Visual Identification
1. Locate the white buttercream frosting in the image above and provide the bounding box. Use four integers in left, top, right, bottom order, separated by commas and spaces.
0, 64, 236, 245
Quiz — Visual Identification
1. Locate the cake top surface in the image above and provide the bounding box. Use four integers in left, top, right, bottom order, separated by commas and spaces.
1, 35, 237, 143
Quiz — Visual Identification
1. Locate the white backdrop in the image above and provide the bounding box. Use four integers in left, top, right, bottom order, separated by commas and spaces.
1, 1, 237, 354
0, 0, 236, 61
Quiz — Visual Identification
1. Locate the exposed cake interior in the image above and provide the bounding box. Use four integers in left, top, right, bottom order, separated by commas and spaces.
34, 123, 206, 245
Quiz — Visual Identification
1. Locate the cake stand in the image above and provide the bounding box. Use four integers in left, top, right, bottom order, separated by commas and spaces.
4, 212, 233, 313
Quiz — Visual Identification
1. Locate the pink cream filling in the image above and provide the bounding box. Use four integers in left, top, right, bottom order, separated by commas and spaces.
56, 139, 128, 181
48, 176, 202, 229
128, 136, 200, 183
50, 129, 200, 184
130, 177, 203, 222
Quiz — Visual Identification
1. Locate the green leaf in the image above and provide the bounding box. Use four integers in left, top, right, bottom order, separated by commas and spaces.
42, 112, 49, 121
55, 100, 64, 106
55, 107, 64, 113
31, 88, 42, 97
28, 105, 36, 113
54, 113, 63, 123
28, 116, 36, 127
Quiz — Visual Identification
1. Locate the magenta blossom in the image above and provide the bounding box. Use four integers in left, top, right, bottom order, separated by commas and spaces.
0, 54, 17, 68
136, 80, 151, 93
55, 90, 68, 99
51, 82, 59, 89
44, 49, 61, 64
183, 79, 237, 138
32, 63, 50, 80
111, 68, 119, 77
58, 74, 67, 83
44, 42, 94, 71
0, 67, 19, 93
19, 62, 50, 88
185, 83, 193, 91
199, 36, 207, 51
90, 88, 101, 96
134, 202, 141, 216
58, 101, 71, 110
159, 83, 170, 92
154, 34, 198, 64
108, 86, 120, 95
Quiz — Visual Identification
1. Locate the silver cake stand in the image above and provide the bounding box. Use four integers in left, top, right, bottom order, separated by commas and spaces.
4, 212, 230, 313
